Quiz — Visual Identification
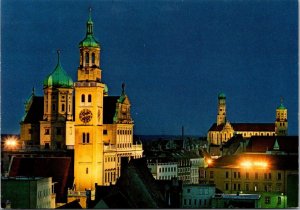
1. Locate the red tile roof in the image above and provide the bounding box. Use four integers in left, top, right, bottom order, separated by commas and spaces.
208, 123, 275, 132
8, 157, 72, 203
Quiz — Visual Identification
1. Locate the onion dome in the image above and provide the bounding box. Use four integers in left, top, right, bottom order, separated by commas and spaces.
79, 8, 100, 48
43, 50, 73, 88
218, 92, 226, 99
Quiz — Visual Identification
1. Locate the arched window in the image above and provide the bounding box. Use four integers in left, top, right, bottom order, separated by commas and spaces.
92, 53, 95, 64
88, 94, 92, 103
81, 94, 85, 102
62, 104, 65, 112
85, 52, 89, 64
87, 133, 90, 143
82, 133, 86, 143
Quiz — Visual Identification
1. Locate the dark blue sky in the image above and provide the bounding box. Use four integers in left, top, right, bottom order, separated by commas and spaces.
1, 0, 298, 135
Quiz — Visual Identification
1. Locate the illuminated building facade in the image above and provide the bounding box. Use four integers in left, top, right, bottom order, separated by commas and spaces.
199, 153, 298, 208
207, 93, 288, 146
19, 10, 143, 194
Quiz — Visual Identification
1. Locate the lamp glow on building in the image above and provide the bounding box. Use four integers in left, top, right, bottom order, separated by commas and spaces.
240, 160, 268, 169
4, 135, 19, 151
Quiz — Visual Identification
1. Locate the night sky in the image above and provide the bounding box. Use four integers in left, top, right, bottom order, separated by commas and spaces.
1, 0, 298, 136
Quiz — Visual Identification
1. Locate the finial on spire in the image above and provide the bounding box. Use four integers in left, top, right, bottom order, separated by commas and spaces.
122, 83, 125, 94
89, 7, 92, 20
57, 49, 61, 63
280, 96, 284, 105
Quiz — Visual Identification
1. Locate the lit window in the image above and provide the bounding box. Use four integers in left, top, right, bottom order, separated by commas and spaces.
45, 128, 50, 135
265, 196, 271, 204
278, 196, 282, 205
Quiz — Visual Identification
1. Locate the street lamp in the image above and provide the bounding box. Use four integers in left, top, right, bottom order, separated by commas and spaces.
5, 136, 19, 151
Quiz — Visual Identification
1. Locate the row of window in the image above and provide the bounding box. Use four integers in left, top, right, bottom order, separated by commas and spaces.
159, 166, 176, 173
117, 130, 132, 135
183, 198, 209, 207
44, 127, 62, 135
81, 94, 92, 103
223, 171, 281, 180
105, 156, 116, 162
224, 182, 282, 192
84, 52, 96, 64
82, 133, 90, 143
158, 175, 176, 180
117, 143, 132, 148
46, 102, 71, 113
104, 170, 117, 183
265, 196, 282, 205
37, 188, 51, 199
178, 167, 190, 173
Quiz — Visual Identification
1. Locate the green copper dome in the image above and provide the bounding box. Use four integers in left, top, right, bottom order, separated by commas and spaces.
79, 9, 100, 48
277, 103, 286, 110
43, 51, 73, 88
218, 92, 226, 99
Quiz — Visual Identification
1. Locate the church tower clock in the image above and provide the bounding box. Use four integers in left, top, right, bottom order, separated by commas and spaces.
74, 9, 106, 191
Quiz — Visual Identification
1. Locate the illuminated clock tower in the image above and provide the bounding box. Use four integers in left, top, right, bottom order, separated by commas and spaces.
74, 10, 105, 191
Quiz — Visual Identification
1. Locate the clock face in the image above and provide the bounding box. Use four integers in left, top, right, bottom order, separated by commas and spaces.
79, 109, 93, 123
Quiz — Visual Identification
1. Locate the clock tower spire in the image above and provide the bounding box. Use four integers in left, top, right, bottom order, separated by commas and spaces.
74, 9, 106, 191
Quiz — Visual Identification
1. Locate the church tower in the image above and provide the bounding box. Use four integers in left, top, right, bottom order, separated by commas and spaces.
40, 50, 74, 149
275, 98, 288, 136
74, 9, 106, 191
217, 93, 226, 126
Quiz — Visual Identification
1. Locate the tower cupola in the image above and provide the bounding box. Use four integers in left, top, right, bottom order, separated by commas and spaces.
79, 8, 100, 48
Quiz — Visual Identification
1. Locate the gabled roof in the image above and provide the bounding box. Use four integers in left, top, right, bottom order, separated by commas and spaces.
246, 136, 298, 153
103, 96, 119, 124
8, 157, 72, 203
209, 123, 275, 132
21, 96, 44, 124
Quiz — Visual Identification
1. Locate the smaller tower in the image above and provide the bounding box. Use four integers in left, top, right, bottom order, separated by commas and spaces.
41, 50, 74, 148
217, 93, 226, 126
275, 98, 288, 136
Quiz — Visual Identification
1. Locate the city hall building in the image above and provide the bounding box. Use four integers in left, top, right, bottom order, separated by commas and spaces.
19, 11, 143, 192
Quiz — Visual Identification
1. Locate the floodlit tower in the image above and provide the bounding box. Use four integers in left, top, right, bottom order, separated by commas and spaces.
275, 98, 288, 136
217, 93, 226, 126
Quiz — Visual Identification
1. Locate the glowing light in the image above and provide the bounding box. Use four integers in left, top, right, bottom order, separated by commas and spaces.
240, 161, 252, 168
240, 160, 268, 169
207, 158, 212, 165
5, 136, 19, 150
